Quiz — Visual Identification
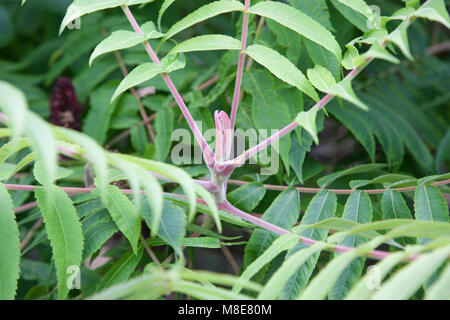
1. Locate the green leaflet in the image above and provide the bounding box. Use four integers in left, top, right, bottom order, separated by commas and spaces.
289, 131, 310, 184
289, 114, 325, 184
99, 184, 141, 255
33, 162, 74, 186
381, 190, 413, 246
245, 44, 318, 101
372, 245, 450, 300
329, 0, 370, 32
179, 269, 262, 293
363, 41, 400, 64
106, 154, 163, 236
287, 0, 334, 32
382, 190, 413, 220
304, 39, 341, 81
158, 0, 176, 30
112, 63, 162, 102
90, 22, 163, 66
242, 70, 292, 174
351, 174, 415, 189
280, 190, 337, 299
327, 79, 369, 111
181, 237, 221, 249
227, 182, 267, 212
59, 0, 157, 34
163, 0, 245, 40
345, 251, 407, 300
97, 247, 144, 291
0, 81, 26, 140
329, 191, 372, 300
82, 210, 118, 261
234, 233, 300, 294
388, 21, 413, 60
140, 199, 186, 257
414, 184, 449, 223
249, 1, 341, 60
307, 64, 337, 92
160, 53, 186, 73
115, 154, 198, 222
243, 188, 300, 283
299, 238, 380, 300
317, 163, 386, 187
414, 0, 450, 30
261, 242, 330, 299
130, 124, 148, 154
35, 185, 84, 300
332, 0, 372, 18
25, 112, 57, 186
0, 138, 29, 165
414, 184, 449, 243
155, 107, 173, 161
266, 19, 303, 63
0, 163, 17, 181
425, 263, 450, 300
90, 273, 166, 300
342, 45, 361, 70
168, 35, 241, 55
0, 183, 20, 299
343, 220, 450, 241
295, 108, 320, 145
172, 280, 253, 300
90, 31, 145, 66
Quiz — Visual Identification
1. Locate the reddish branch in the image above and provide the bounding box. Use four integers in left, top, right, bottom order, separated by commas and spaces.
226, 178, 450, 194
230, 0, 251, 130
6, 179, 449, 261
122, 5, 215, 168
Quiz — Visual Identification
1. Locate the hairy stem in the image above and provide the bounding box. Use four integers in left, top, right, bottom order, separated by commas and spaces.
225, 178, 450, 194
218, 201, 416, 261
122, 5, 215, 168
4, 182, 423, 261
229, 0, 251, 130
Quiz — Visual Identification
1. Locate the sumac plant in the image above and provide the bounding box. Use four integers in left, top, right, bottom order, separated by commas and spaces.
0, 0, 449, 300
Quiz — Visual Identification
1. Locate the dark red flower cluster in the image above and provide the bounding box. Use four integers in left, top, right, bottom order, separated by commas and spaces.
49, 77, 83, 131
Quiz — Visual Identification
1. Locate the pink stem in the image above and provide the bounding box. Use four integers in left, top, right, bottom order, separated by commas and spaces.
226, 178, 450, 194
14, 201, 38, 214
5, 183, 209, 202
218, 201, 415, 261
5, 182, 419, 261
229, 0, 251, 130
122, 5, 215, 168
